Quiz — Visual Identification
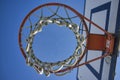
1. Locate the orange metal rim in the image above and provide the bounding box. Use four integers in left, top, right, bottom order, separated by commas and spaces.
18, 2, 89, 73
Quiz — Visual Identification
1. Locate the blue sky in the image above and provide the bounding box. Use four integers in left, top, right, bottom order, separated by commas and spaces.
0, 0, 84, 80
0, 0, 119, 80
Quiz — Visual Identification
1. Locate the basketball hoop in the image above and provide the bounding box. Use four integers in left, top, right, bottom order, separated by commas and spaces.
18, 3, 114, 77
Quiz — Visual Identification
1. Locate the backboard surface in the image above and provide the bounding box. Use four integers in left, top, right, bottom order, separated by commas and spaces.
77, 0, 120, 80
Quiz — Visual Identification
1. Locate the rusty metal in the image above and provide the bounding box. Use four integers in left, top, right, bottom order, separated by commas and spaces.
18, 2, 114, 75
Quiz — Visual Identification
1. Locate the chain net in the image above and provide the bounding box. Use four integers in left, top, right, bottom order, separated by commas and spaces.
19, 3, 88, 77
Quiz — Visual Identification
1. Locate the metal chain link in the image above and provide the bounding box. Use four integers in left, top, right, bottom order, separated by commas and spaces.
25, 18, 85, 77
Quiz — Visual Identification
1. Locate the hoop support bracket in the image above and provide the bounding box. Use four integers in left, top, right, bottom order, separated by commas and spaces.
87, 34, 114, 54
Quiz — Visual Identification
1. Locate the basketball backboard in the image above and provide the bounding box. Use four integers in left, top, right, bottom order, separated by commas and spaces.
77, 0, 120, 80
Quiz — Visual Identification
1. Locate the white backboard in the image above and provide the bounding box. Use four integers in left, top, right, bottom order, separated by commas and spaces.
77, 0, 120, 80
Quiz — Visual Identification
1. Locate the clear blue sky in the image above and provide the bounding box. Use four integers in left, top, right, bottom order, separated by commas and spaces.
0, 0, 84, 80
0, 0, 119, 80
